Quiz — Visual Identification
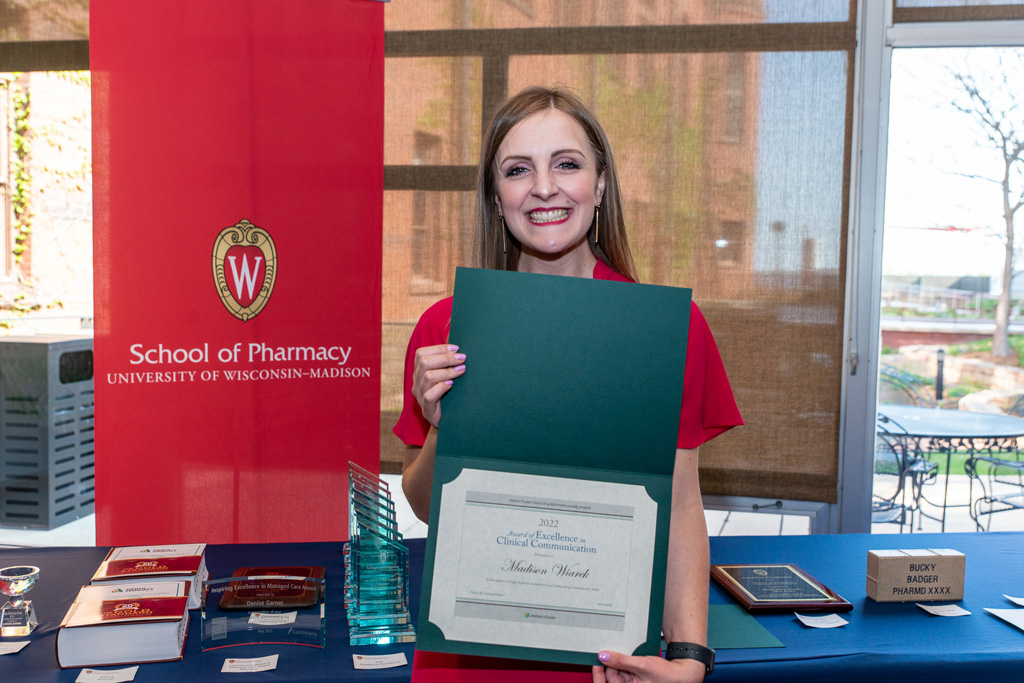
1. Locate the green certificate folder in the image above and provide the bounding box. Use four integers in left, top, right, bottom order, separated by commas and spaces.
418, 267, 691, 666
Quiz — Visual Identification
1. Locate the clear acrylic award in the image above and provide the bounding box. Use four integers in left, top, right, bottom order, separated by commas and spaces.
201, 568, 326, 651
0, 565, 40, 637
346, 462, 416, 645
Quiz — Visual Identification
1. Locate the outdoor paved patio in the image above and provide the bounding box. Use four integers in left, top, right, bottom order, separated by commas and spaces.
871, 473, 1024, 534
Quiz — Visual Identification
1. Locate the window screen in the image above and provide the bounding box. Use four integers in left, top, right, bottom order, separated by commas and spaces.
381, 2, 856, 505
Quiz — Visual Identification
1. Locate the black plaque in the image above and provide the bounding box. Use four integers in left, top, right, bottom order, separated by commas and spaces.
710, 564, 852, 614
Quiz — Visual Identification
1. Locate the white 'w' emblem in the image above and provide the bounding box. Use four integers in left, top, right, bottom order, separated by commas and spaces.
213, 219, 277, 322
227, 254, 263, 299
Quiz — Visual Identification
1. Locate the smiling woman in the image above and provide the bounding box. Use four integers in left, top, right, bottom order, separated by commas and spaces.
492, 108, 606, 277
474, 86, 638, 283
393, 85, 743, 683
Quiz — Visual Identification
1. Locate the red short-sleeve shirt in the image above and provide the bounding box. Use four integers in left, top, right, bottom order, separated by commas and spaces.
393, 260, 743, 450
395, 261, 743, 682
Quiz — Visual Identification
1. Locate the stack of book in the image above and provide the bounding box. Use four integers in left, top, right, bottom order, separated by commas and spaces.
90, 543, 208, 609
56, 543, 207, 669
56, 580, 190, 668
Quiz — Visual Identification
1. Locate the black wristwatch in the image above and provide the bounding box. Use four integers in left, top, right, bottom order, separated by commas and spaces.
665, 641, 715, 674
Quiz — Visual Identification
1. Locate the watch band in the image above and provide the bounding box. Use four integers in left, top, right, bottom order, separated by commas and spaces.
665, 641, 715, 674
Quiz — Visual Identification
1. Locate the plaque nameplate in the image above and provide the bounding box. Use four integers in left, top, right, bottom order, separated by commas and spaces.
217, 566, 325, 611
711, 564, 852, 614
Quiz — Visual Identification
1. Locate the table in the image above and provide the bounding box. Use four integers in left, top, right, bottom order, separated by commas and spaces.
1, 541, 421, 682
708, 531, 1024, 682
877, 405, 1024, 530
7, 533, 1024, 682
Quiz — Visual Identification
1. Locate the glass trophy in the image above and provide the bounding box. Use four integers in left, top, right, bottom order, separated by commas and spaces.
346, 462, 416, 645
201, 569, 326, 651
0, 566, 40, 637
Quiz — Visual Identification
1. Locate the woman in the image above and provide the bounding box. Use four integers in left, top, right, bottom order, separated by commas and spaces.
394, 85, 743, 683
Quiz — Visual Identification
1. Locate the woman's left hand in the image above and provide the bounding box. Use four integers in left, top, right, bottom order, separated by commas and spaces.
592, 651, 705, 683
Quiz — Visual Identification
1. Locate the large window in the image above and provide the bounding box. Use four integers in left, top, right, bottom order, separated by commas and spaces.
0, 1, 87, 298
380, 1, 858, 513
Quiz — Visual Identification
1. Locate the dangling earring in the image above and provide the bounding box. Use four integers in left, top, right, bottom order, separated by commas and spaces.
594, 204, 601, 245
500, 214, 507, 255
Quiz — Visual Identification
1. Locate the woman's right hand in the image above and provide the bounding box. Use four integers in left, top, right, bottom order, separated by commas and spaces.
412, 344, 466, 428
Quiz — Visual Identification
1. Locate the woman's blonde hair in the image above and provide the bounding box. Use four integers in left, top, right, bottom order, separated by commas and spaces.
474, 85, 637, 281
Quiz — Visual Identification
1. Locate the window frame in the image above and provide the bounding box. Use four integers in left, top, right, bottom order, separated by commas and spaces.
843, 4, 1024, 532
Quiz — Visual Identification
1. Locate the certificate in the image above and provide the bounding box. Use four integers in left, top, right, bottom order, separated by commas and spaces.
418, 268, 692, 665
428, 469, 657, 655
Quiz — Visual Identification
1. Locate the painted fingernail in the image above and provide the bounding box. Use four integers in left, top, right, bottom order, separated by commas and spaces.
454, 365, 466, 373
445, 380, 454, 386
598, 651, 610, 662
447, 344, 459, 352
454, 353, 467, 361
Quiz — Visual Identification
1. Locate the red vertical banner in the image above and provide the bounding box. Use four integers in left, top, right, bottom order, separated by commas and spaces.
91, 1, 384, 544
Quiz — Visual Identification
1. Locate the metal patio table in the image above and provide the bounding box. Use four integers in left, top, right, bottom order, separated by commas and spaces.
877, 404, 1024, 531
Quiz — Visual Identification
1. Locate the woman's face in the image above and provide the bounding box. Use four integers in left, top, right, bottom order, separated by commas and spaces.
493, 108, 605, 266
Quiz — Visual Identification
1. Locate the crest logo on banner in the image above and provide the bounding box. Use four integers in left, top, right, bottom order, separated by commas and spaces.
212, 219, 277, 321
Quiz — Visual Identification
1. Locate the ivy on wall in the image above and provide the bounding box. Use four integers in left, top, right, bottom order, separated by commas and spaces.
39, 71, 92, 194
0, 71, 92, 328
10, 77, 31, 262
1, 71, 91, 268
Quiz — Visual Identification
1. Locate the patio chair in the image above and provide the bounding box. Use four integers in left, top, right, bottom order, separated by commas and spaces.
879, 365, 935, 407
958, 397, 1024, 529
876, 414, 938, 531
873, 429, 908, 530
1009, 395, 1024, 418
965, 455, 1024, 531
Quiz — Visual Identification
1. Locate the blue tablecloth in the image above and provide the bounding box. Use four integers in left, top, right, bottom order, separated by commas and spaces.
709, 532, 1024, 682
5, 532, 1024, 681
1, 541, 420, 681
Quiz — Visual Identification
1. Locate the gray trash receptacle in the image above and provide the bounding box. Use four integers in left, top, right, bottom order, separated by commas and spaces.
0, 335, 94, 528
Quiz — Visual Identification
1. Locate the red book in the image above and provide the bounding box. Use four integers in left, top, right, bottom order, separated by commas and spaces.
91, 544, 208, 609
56, 596, 189, 668
97, 556, 203, 578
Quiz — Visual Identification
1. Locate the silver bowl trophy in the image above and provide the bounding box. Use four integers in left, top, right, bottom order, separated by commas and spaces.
0, 566, 40, 637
